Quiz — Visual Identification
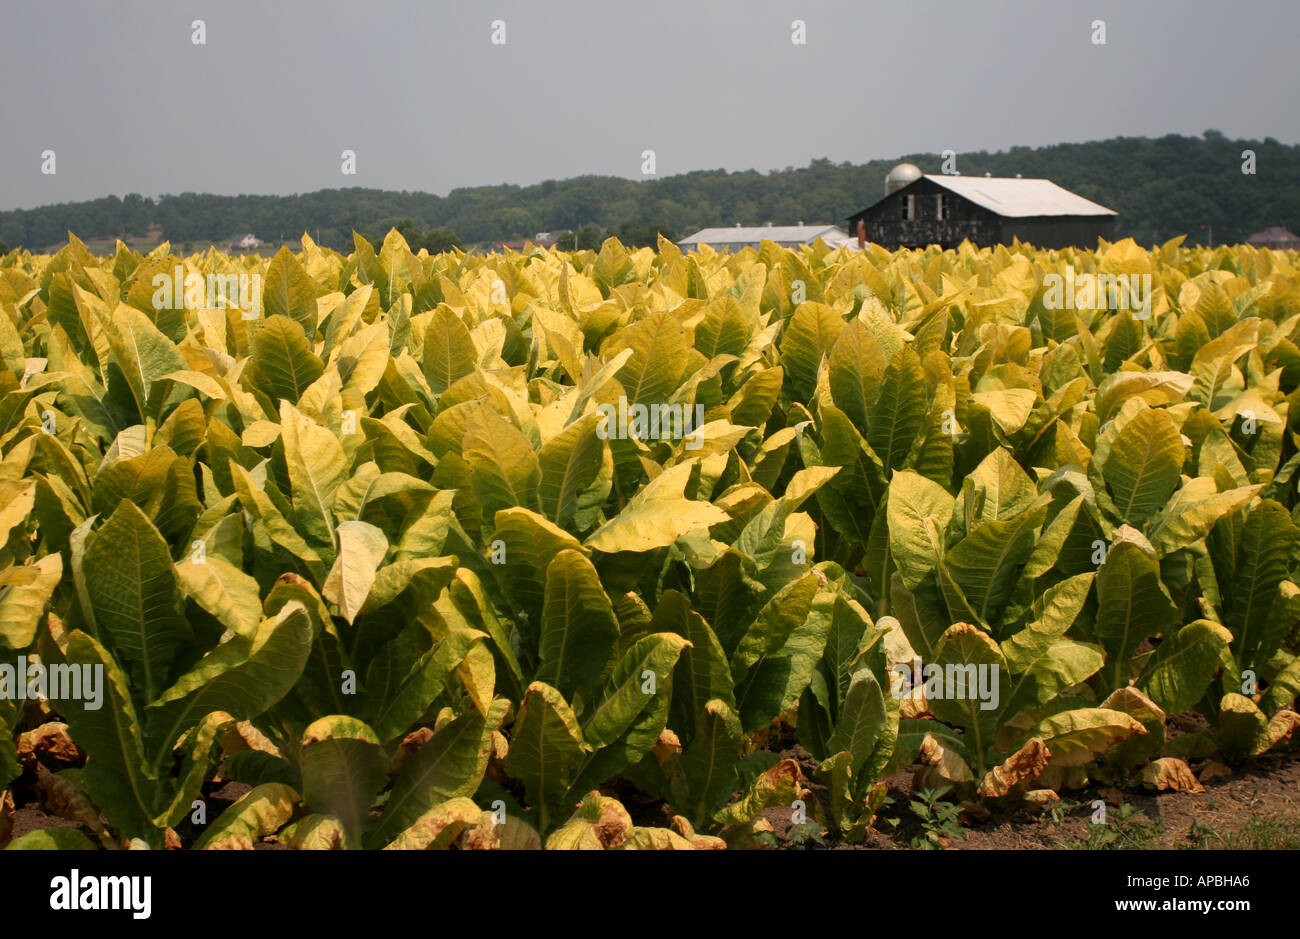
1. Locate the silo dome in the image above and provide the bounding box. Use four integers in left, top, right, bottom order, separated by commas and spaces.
885, 162, 923, 196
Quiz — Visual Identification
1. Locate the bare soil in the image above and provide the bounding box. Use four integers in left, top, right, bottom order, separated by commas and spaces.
761, 739, 1300, 850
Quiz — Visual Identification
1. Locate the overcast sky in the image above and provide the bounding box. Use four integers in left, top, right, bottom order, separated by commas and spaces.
0, 0, 1294, 211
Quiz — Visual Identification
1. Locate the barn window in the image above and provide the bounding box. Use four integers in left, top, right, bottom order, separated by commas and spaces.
936, 194, 948, 220
903, 194, 915, 221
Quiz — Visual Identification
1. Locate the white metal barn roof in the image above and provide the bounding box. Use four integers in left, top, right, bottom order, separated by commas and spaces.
679, 224, 854, 250
923, 176, 1117, 217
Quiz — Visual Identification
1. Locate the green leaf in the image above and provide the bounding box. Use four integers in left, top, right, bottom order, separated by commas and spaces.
503, 682, 586, 832
667, 698, 742, 829
367, 629, 476, 743
228, 462, 325, 574
867, 345, 927, 471
299, 716, 388, 848
886, 471, 954, 590
490, 507, 587, 628
780, 302, 844, 400
1094, 539, 1177, 691
368, 699, 503, 847
537, 412, 605, 529
1136, 619, 1233, 715
1217, 693, 1269, 763
1221, 500, 1296, 670
6, 828, 99, 850
262, 246, 319, 335
734, 578, 834, 733
83, 500, 191, 702
825, 669, 886, 775
196, 782, 300, 849
463, 406, 541, 524
659, 591, 736, 739
945, 503, 1047, 624
144, 602, 313, 770
1000, 572, 1096, 673
322, 520, 389, 625
381, 797, 486, 850
565, 633, 689, 798
0, 554, 62, 650
1146, 478, 1259, 556
928, 623, 1009, 754
1022, 707, 1145, 767
421, 306, 477, 394
613, 312, 704, 406
105, 303, 187, 420
280, 400, 349, 549
828, 318, 888, 432
174, 555, 262, 638
55, 630, 161, 842
728, 573, 819, 678
1101, 407, 1185, 527
585, 461, 729, 554
536, 549, 620, 696
247, 315, 325, 404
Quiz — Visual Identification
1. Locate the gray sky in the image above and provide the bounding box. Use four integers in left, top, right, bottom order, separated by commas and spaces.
1, 0, 1295, 211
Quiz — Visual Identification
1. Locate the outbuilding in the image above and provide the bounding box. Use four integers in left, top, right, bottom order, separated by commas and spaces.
846, 163, 1117, 250
678, 222, 854, 252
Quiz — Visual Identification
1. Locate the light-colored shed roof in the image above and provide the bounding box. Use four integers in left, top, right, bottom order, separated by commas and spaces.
679, 224, 853, 248
922, 176, 1117, 217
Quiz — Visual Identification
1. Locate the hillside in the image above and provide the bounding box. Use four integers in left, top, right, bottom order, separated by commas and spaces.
1, 131, 1296, 252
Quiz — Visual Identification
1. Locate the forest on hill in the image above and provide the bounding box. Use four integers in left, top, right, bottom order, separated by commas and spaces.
0, 131, 1295, 253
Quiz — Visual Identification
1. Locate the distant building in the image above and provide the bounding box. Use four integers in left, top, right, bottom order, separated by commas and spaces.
846, 163, 1117, 250
229, 232, 262, 251
487, 238, 558, 253
678, 223, 854, 252
1248, 226, 1300, 251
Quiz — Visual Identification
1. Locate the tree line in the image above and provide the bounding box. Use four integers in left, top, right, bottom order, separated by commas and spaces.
1, 131, 1295, 253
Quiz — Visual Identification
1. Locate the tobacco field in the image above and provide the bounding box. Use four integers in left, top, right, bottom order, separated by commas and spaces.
0, 230, 1298, 851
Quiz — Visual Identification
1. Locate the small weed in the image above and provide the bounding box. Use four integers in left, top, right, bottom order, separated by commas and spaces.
1183, 815, 1300, 850
909, 785, 967, 850
1043, 795, 1079, 825
753, 821, 828, 850
1058, 803, 1162, 850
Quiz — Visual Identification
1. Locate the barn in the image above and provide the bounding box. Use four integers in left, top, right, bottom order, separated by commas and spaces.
846, 163, 1117, 250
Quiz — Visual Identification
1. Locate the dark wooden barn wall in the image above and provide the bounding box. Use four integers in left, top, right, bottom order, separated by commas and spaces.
847, 177, 1114, 250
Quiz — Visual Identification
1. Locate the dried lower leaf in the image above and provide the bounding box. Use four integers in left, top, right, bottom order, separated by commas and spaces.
36, 765, 106, 838
17, 722, 83, 765
495, 815, 542, 850
977, 738, 1050, 798
621, 826, 696, 849
460, 819, 501, 850
281, 814, 346, 850
913, 733, 975, 790
670, 814, 726, 849
545, 793, 633, 850
0, 789, 13, 848
1022, 789, 1060, 808
899, 690, 931, 720
1198, 760, 1233, 783
1034, 763, 1089, 791
715, 758, 806, 827
1264, 709, 1300, 751
387, 726, 434, 774
383, 797, 484, 850
207, 834, 255, 850
1140, 757, 1206, 793
195, 782, 298, 850
219, 720, 283, 758
653, 728, 682, 763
